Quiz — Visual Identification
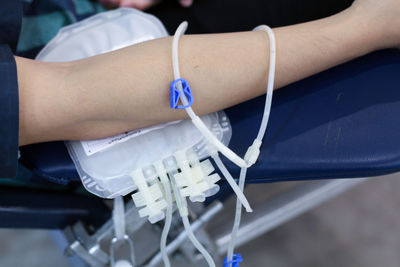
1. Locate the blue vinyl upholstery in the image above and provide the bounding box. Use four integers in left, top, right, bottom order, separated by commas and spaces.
19, 49, 400, 184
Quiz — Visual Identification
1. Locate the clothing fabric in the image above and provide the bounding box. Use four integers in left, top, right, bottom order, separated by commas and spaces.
0, 0, 104, 178
0, 0, 22, 178
17, 0, 105, 59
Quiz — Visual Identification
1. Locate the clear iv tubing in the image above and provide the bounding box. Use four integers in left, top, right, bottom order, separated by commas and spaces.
111, 196, 136, 267
172, 22, 251, 212
155, 162, 173, 267
226, 167, 247, 264
169, 172, 216, 267
113, 196, 126, 241
172, 22, 276, 265
172, 22, 247, 169
226, 25, 277, 265
211, 153, 251, 211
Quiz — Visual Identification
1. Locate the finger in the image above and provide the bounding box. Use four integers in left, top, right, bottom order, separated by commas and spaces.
120, 0, 158, 10
179, 0, 193, 7
99, 0, 121, 9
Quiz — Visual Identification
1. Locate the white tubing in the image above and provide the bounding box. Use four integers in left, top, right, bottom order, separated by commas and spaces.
172, 22, 247, 168
191, 116, 247, 168
226, 167, 247, 263
169, 172, 216, 267
253, 25, 276, 141
171, 21, 252, 212
182, 215, 216, 267
211, 154, 252, 213
171, 21, 276, 265
148, 203, 223, 267
155, 162, 173, 267
172, 22, 275, 165
171, 22, 275, 214
226, 25, 277, 265
113, 196, 125, 240
111, 197, 136, 267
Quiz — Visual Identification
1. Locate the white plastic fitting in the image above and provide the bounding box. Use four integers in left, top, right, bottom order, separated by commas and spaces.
130, 169, 167, 223
173, 150, 222, 202
190, 156, 221, 197
244, 139, 262, 167
174, 150, 206, 202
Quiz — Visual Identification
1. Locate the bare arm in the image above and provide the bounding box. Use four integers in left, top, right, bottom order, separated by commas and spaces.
17, 0, 400, 145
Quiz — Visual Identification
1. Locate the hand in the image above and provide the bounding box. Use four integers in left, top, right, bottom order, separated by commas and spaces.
349, 0, 400, 49
100, 0, 193, 10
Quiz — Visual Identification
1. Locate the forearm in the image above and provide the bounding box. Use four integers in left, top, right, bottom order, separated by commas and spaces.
16, 57, 76, 145
17, 9, 383, 145
274, 9, 379, 87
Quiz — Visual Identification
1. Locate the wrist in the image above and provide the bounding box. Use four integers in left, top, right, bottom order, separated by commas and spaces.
17, 58, 79, 145
331, 9, 380, 54
345, 4, 397, 51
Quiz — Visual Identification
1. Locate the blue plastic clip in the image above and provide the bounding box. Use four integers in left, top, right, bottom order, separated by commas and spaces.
223, 254, 243, 267
170, 78, 193, 109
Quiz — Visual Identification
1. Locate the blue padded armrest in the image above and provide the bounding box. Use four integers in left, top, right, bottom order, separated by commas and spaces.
19, 49, 400, 184
20, 142, 80, 184
224, 49, 400, 182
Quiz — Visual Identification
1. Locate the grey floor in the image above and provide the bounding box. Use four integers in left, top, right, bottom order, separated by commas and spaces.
2, 174, 400, 267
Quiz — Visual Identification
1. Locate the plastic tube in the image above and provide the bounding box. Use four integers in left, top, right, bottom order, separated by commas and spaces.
172, 22, 275, 167
171, 22, 275, 213
111, 196, 136, 267
171, 22, 251, 211
226, 167, 247, 263
113, 196, 126, 240
171, 22, 247, 169
147, 203, 223, 267
226, 25, 277, 265
171, 21, 276, 266
253, 25, 276, 141
169, 172, 216, 267
211, 154, 252, 213
182, 215, 216, 267
154, 162, 173, 267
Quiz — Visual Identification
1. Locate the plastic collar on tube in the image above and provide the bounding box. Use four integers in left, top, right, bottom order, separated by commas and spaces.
244, 139, 262, 167
223, 254, 243, 267
170, 78, 193, 109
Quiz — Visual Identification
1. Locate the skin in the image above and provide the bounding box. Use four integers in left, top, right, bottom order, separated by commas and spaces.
16, 0, 400, 146
100, 0, 193, 10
